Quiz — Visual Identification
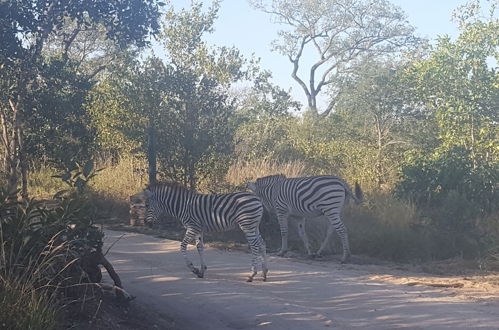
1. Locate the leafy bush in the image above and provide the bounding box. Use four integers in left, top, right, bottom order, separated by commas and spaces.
396, 147, 499, 259
397, 147, 498, 213
0, 160, 107, 329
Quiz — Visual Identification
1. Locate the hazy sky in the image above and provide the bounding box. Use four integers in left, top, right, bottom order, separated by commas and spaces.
167, 0, 470, 109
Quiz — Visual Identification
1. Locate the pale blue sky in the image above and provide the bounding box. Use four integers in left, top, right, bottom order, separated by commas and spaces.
168, 0, 471, 109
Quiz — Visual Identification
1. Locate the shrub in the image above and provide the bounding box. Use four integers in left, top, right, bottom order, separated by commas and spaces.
396, 147, 499, 259
0, 161, 110, 329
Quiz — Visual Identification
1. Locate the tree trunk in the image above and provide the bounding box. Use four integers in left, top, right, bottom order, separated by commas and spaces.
8, 98, 29, 198
17, 124, 28, 198
147, 119, 157, 185
2, 101, 19, 195
183, 101, 196, 190
374, 114, 384, 188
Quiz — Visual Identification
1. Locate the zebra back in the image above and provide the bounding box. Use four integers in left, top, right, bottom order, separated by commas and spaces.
250, 175, 363, 214
145, 182, 263, 233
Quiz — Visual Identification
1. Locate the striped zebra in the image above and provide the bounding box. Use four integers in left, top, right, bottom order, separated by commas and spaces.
144, 182, 268, 282
247, 175, 363, 263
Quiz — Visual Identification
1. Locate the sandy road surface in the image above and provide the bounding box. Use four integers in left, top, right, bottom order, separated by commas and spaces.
104, 229, 499, 330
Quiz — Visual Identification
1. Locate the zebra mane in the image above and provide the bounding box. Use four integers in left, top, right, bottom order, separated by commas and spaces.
146, 181, 193, 192
255, 174, 286, 184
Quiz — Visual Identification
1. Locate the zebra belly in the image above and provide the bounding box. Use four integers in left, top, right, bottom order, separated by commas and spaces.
286, 208, 323, 218
202, 221, 237, 233
199, 215, 237, 232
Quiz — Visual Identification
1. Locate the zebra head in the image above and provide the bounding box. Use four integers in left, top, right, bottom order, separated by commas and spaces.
247, 174, 286, 212
144, 188, 162, 227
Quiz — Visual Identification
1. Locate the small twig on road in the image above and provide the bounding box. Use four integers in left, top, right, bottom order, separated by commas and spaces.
104, 233, 126, 256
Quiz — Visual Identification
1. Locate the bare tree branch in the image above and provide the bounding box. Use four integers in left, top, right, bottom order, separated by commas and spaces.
254, 0, 416, 115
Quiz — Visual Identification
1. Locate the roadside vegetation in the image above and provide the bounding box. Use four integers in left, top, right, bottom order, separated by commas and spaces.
1, 0, 498, 328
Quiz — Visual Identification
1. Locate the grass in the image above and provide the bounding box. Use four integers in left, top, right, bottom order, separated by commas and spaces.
0, 278, 58, 330
26, 157, 147, 220
0, 226, 64, 330
345, 191, 431, 262
88, 157, 147, 220
28, 166, 66, 198
90, 156, 147, 202
225, 159, 309, 188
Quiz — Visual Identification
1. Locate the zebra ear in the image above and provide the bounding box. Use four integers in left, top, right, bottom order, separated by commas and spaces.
247, 182, 257, 192
144, 189, 153, 199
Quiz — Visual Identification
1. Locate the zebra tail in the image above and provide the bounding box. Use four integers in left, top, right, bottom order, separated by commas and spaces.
353, 182, 364, 204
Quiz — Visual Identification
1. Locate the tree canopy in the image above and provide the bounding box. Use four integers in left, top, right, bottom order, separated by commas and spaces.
250, 0, 417, 116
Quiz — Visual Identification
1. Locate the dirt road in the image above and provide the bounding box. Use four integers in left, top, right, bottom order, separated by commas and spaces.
104, 229, 499, 329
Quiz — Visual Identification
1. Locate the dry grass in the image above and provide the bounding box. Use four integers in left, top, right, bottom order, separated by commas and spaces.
85, 157, 147, 219
270, 191, 430, 262
27, 157, 147, 219
344, 191, 430, 262
225, 159, 309, 188
28, 166, 67, 198
0, 278, 58, 330
90, 156, 147, 201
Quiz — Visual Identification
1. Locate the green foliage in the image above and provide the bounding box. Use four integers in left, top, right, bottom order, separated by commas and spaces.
162, 0, 249, 84
0, 159, 109, 328
406, 5, 498, 165
0, 0, 163, 196
397, 147, 498, 214
88, 2, 255, 188
236, 70, 301, 119
52, 159, 102, 195
0, 0, 162, 63
344, 192, 431, 262
234, 115, 297, 162
25, 56, 96, 167
397, 147, 499, 258
234, 113, 384, 189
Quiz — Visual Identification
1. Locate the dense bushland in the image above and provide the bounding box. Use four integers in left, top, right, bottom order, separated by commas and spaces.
1, 0, 498, 301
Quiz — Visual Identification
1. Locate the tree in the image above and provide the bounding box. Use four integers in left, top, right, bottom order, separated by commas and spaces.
0, 0, 162, 196
335, 59, 414, 187
88, 55, 171, 186
396, 0, 499, 239
235, 70, 301, 120
407, 0, 498, 169
89, 1, 252, 190
158, 0, 251, 189
24, 56, 96, 168
250, 0, 416, 116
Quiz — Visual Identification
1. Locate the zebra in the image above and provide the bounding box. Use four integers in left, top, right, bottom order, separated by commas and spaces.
144, 182, 268, 282
247, 175, 363, 263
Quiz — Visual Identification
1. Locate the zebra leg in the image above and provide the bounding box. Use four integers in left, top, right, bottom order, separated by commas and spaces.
316, 222, 335, 257
276, 212, 289, 256
195, 234, 207, 278
296, 218, 313, 257
244, 231, 260, 282
258, 232, 269, 281
318, 213, 351, 263
180, 228, 204, 277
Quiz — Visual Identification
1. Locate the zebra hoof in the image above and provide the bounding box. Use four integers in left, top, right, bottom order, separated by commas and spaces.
247, 277, 253, 282
193, 268, 204, 278
277, 251, 286, 257
341, 255, 351, 264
